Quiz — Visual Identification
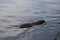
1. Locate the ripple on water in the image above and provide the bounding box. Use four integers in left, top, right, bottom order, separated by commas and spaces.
0, 0, 60, 40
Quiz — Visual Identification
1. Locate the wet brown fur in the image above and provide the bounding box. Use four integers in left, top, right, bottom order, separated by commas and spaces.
19, 20, 45, 28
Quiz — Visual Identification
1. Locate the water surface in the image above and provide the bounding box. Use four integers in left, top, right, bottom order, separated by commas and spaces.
0, 0, 60, 40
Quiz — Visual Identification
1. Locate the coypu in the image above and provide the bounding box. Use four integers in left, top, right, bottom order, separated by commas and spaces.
19, 23, 32, 28
32, 20, 45, 25
19, 20, 45, 28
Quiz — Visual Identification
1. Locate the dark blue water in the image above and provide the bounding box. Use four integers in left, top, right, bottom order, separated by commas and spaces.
0, 0, 60, 40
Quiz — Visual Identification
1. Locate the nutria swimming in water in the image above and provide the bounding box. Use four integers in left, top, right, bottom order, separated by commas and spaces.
19, 23, 32, 28
32, 20, 45, 25
19, 20, 45, 28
